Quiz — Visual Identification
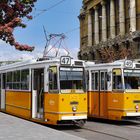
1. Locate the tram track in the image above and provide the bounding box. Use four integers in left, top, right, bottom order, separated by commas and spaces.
57, 120, 140, 140
120, 122, 140, 130
114, 119, 140, 130
82, 126, 129, 140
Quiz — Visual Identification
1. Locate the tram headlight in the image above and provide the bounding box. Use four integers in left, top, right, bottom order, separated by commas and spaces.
135, 104, 139, 110
135, 104, 139, 112
72, 106, 77, 112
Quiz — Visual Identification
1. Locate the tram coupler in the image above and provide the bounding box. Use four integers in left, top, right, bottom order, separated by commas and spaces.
72, 120, 86, 127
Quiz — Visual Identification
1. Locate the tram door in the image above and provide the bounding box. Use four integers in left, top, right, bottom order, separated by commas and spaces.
90, 71, 100, 116
91, 71, 107, 118
1, 73, 6, 110
32, 69, 44, 119
99, 71, 108, 118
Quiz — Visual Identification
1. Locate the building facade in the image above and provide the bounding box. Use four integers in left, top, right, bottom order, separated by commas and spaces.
78, 0, 140, 63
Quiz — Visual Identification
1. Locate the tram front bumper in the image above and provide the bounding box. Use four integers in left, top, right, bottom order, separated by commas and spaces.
126, 112, 140, 116
61, 115, 87, 120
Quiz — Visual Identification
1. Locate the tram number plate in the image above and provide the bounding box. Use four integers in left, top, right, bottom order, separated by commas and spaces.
60, 56, 71, 65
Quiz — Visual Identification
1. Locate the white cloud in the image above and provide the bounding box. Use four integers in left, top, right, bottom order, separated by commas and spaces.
43, 45, 79, 59
0, 39, 43, 61
0, 40, 9, 47
43, 45, 69, 58
0, 40, 79, 62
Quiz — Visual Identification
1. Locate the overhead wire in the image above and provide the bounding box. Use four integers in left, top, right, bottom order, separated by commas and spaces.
23, 0, 81, 35
33, 0, 67, 19
25, 0, 82, 54
24, 0, 133, 36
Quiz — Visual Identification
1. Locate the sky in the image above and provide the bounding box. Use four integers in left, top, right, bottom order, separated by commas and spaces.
0, 0, 82, 61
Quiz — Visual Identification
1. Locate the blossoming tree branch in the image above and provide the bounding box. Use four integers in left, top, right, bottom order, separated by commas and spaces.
0, 0, 37, 51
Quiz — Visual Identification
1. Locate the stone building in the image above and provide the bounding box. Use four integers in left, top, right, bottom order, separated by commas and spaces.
78, 0, 140, 63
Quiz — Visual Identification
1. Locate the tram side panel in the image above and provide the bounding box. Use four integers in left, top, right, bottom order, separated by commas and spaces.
44, 93, 59, 124
88, 91, 99, 117
100, 91, 108, 118
6, 91, 31, 118
108, 92, 124, 120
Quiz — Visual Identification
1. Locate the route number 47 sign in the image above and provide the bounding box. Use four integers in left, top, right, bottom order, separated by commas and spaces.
60, 56, 71, 65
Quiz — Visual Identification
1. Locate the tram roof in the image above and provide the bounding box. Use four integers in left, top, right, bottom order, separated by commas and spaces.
0, 58, 60, 71
0, 57, 84, 72
85, 59, 140, 69
85, 60, 122, 67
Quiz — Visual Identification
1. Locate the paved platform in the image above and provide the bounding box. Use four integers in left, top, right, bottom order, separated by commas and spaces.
0, 113, 85, 140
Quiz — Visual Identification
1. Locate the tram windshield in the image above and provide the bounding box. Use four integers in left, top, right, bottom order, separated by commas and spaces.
123, 70, 140, 90
59, 67, 85, 93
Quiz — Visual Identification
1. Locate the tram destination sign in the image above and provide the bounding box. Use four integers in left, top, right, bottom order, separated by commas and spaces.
60, 56, 71, 65
124, 60, 133, 68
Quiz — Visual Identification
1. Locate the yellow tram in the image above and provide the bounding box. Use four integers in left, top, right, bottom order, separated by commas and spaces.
85, 60, 140, 120
0, 56, 87, 126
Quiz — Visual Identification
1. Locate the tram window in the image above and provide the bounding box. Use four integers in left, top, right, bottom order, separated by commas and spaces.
95, 72, 99, 90
13, 70, 21, 89
105, 72, 107, 90
86, 70, 89, 90
49, 66, 58, 93
6, 72, 13, 89
91, 72, 99, 90
59, 67, 84, 93
124, 70, 140, 89
100, 72, 107, 91
101, 72, 104, 90
91, 73, 95, 90
21, 69, 29, 90
112, 69, 123, 90
2, 74, 6, 89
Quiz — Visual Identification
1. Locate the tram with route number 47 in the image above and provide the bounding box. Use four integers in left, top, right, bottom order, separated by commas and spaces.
85, 59, 140, 120
0, 56, 87, 126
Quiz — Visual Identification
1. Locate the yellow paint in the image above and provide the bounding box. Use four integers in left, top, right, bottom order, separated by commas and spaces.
88, 91, 140, 120
100, 92, 108, 118
44, 92, 87, 124
3, 90, 87, 125
88, 91, 99, 117
6, 105, 31, 118
5, 91, 31, 118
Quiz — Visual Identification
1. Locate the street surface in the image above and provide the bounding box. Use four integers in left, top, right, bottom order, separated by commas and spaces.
1, 112, 140, 140
57, 119, 140, 140
0, 113, 84, 140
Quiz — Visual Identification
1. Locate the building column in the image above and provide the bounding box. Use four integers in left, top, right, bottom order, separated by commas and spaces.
119, 0, 125, 35
101, 0, 107, 41
88, 10, 92, 46
110, 0, 115, 38
130, 0, 136, 32
94, 6, 99, 44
